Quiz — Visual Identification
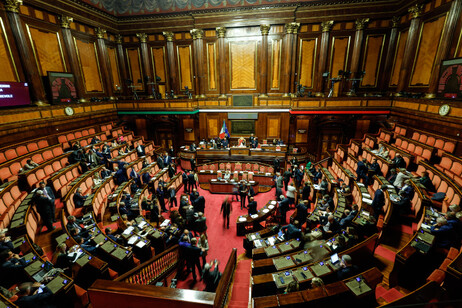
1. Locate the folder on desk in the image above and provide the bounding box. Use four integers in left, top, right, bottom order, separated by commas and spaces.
273, 256, 295, 270
101, 241, 116, 253
76, 255, 91, 267
345, 277, 372, 296
46, 275, 67, 294
93, 233, 107, 244
417, 232, 435, 245
25, 260, 43, 276
113, 247, 129, 261
411, 240, 431, 253
264, 245, 280, 257
311, 262, 332, 276
293, 267, 313, 282
279, 242, 293, 253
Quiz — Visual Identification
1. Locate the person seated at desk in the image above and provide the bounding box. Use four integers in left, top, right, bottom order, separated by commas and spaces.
21, 159, 39, 172
284, 280, 299, 294
119, 202, 136, 221
0, 232, 13, 254
237, 137, 246, 147
339, 205, 358, 227
281, 220, 302, 240
190, 143, 197, 151
393, 171, 409, 189
400, 180, 415, 200
370, 158, 382, 176
336, 255, 359, 280
100, 166, 112, 179
431, 217, 459, 249
15, 282, 56, 308
52, 243, 75, 275
248, 197, 257, 215
321, 215, 341, 238
446, 211, 462, 242
419, 171, 436, 193
105, 227, 124, 245
0, 249, 28, 287
74, 236, 102, 254
67, 215, 87, 233
391, 153, 406, 169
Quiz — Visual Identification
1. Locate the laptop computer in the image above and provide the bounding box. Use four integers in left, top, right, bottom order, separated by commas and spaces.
32, 261, 54, 282
330, 253, 341, 267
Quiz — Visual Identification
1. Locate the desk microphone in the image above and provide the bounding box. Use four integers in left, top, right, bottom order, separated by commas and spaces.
356, 277, 362, 291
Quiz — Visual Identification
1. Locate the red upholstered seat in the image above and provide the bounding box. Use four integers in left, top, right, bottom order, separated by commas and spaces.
108, 268, 119, 279
447, 247, 459, 260
439, 258, 452, 272
74, 285, 89, 308
427, 269, 445, 284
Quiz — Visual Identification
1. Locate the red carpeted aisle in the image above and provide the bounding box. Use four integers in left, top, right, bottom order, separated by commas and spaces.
173, 184, 278, 302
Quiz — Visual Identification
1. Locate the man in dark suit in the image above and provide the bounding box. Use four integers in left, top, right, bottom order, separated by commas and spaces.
220, 197, 232, 229
186, 238, 202, 282
190, 188, 200, 203
356, 159, 369, 185
156, 154, 164, 169
115, 165, 128, 184
15, 282, 55, 308
392, 153, 406, 169
370, 158, 382, 176
66, 215, 85, 233
156, 184, 167, 212
337, 255, 359, 280
34, 190, 55, 232
302, 182, 311, 201
130, 168, 141, 186
101, 167, 111, 178
193, 195, 206, 214
294, 166, 304, 189
135, 142, 146, 157
281, 221, 302, 240
239, 182, 248, 209
419, 171, 435, 192
248, 197, 257, 215
0, 232, 13, 254
273, 158, 280, 173
164, 152, 172, 166
182, 171, 189, 193
39, 181, 56, 222
279, 195, 290, 224
247, 184, 255, 203
188, 171, 197, 190
73, 187, 87, 209
371, 185, 386, 219
339, 204, 359, 227
202, 260, 222, 292
431, 217, 458, 249
394, 190, 411, 216
295, 200, 309, 225
141, 172, 151, 185
283, 168, 292, 191
168, 186, 177, 208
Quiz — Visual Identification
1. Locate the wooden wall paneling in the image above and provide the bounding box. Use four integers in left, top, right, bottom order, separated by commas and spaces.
207, 115, 219, 137
96, 28, 114, 98
163, 32, 178, 97
266, 115, 281, 139
135, 118, 148, 140
255, 113, 266, 140
361, 34, 385, 87
4, 4, 48, 104
315, 21, 334, 95
259, 25, 270, 97
270, 38, 282, 91
0, 17, 19, 81
389, 29, 409, 86
428, 0, 462, 96
136, 33, 153, 96
177, 44, 193, 93
115, 35, 129, 95
26, 25, 66, 76
329, 35, 351, 96
206, 42, 217, 91
216, 27, 227, 98
183, 118, 195, 142
396, 4, 424, 93
280, 112, 290, 145
151, 46, 167, 98
191, 29, 205, 98
295, 118, 309, 143
125, 46, 144, 93
410, 14, 447, 87
229, 40, 257, 90
107, 46, 121, 92
298, 38, 317, 89
75, 37, 104, 93
355, 119, 370, 139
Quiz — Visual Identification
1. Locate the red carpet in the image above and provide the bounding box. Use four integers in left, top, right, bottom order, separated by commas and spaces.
171, 183, 278, 303
229, 259, 252, 308
374, 245, 396, 262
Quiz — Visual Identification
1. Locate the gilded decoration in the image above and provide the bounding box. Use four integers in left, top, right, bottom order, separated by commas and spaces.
59, 16, 74, 29
321, 20, 334, 32
216, 27, 226, 38
3, 0, 22, 13
355, 18, 369, 30
95, 27, 106, 39
163, 31, 174, 42
136, 32, 148, 43
190, 29, 204, 40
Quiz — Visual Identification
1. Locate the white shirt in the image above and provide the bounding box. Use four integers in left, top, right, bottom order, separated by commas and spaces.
393, 172, 409, 189
286, 185, 296, 198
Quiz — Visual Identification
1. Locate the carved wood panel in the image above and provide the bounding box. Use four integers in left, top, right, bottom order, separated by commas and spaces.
271, 39, 282, 90
230, 41, 256, 90
177, 45, 193, 90
267, 116, 280, 139
298, 38, 317, 89
330, 36, 351, 96
107, 46, 120, 91
361, 34, 385, 87
410, 14, 446, 86
183, 118, 195, 141
207, 116, 219, 137
207, 43, 217, 90
126, 47, 144, 91
0, 18, 18, 82
75, 38, 103, 92
27, 25, 66, 76
296, 119, 309, 143
390, 30, 409, 86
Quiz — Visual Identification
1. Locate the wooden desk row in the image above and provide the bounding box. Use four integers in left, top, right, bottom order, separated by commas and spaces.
237, 200, 278, 236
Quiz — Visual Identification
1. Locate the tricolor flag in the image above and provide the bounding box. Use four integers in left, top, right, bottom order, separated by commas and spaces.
219, 120, 229, 139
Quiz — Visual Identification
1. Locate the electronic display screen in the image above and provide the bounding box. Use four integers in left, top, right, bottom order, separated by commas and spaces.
0, 82, 31, 107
